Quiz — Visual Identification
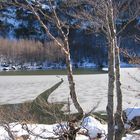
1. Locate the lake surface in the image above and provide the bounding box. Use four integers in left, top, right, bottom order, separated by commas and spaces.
0, 68, 140, 112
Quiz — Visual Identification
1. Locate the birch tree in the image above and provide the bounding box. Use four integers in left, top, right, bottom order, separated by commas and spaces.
0, 0, 84, 118
0, 0, 139, 139
85, 1, 138, 140
62, 1, 118, 139
60, 0, 140, 139
83, 1, 139, 139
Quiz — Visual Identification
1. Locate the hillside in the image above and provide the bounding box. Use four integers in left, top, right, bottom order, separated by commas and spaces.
0, 1, 140, 69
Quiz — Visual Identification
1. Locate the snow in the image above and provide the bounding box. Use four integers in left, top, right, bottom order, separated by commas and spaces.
102, 67, 108, 71
81, 22, 90, 29
0, 123, 58, 139
0, 60, 137, 72
0, 68, 139, 113
124, 108, 140, 122
41, 4, 51, 10
0, 61, 97, 71
120, 62, 136, 67
137, 17, 140, 25
0, 116, 107, 139
0, 116, 139, 139
0, 67, 139, 139
122, 130, 140, 140
102, 62, 137, 71
80, 61, 96, 68
82, 116, 107, 138
0, 8, 21, 28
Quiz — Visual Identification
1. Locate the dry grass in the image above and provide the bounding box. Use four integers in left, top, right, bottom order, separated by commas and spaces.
0, 38, 64, 64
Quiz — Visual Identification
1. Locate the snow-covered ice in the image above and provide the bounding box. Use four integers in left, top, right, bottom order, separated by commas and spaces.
0, 68, 139, 113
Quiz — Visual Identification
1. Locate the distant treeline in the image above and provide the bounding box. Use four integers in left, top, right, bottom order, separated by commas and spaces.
0, 36, 139, 68
0, 38, 64, 65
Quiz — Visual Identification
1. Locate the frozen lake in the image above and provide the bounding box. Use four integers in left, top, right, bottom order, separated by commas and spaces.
0, 68, 140, 112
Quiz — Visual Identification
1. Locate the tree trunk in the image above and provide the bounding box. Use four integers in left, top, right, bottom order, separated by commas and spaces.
64, 38, 84, 118
115, 46, 125, 140
106, 1, 116, 139
107, 39, 115, 140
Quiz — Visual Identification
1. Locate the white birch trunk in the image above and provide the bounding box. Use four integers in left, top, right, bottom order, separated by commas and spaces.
115, 46, 125, 140
64, 38, 84, 118
107, 39, 115, 140
106, 1, 116, 139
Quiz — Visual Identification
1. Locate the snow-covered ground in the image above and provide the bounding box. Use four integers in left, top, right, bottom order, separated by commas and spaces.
0, 116, 106, 140
122, 130, 140, 140
0, 61, 137, 71
0, 68, 140, 139
0, 116, 105, 139
0, 115, 139, 140
0, 68, 139, 113
125, 108, 140, 122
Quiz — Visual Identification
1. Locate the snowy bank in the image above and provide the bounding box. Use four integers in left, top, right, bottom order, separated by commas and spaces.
124, 108, 140, 122
0, 115, 140, 139
0, 116, 107, 140
122, 130, 140, 140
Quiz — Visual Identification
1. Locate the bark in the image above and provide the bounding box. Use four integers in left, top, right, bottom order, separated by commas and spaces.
64, 38, 84, 118
61, 121, 79, 140
107, 39, 115, 140
115, 46, 125, 140
106, 1, 116, 140
22, 1, 84, 119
